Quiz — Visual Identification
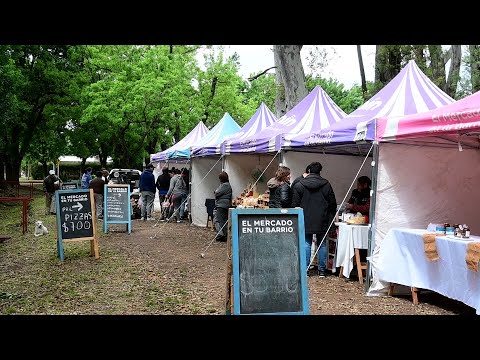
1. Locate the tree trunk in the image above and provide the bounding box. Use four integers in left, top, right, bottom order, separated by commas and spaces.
428, 45, 447, 91
42, 162, 48, 178
469, 45, 480, 93
357, 45, 367, 98
273, 47, 286, 118
5, 158, 22, 182
0, 159, 4, 182
446, 45, 461, 98
273, 45, 308, 115
374, 45, 386, 83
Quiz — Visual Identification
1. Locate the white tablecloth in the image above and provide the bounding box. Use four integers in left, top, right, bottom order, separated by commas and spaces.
378, 228, 480, 314
335, 222, 370, 278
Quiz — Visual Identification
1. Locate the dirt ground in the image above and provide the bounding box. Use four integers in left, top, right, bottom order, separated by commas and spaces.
102, 214, 476, 315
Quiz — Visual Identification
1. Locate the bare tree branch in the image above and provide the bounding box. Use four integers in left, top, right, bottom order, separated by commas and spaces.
248, 66, 277, 81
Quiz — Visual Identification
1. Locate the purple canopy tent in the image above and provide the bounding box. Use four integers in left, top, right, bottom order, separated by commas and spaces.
222, 102, 277, 154
285, 60, 454, 149
190, 113, 240, 227
190, 113, 241, 157
226, 85, 347, 154
150, 121, 209, 162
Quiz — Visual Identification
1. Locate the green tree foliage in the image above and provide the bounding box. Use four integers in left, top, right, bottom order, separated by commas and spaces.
243, 74, 277, 114
0, 45, 83, 181
81, 45, 202, 168
305, 75, 366, 114
196, 47, 252, 127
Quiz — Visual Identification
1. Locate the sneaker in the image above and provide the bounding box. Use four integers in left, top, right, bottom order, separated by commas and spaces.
146, 217, 155, 221
176, 220, 182, 223
318, 271, 326, 278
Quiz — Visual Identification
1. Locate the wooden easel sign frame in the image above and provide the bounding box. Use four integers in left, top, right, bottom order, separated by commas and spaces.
103, 184, 131, 234
230, 208, 309, 315
55, 188, 99, 261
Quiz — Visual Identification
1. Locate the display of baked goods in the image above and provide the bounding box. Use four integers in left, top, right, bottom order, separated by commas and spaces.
232, 185, 269, 209
346, 212, 367, 224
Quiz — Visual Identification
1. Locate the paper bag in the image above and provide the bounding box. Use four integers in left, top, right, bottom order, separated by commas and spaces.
422, 233, 439, 261
466, 242, 480, 272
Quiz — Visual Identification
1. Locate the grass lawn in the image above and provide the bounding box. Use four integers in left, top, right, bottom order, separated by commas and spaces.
0, 189, 196, 315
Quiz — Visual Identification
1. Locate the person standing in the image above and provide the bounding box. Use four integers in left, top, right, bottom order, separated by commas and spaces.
292, 162, 337, 277
156, 166, 171, 220
291, 164, 311, 188
139, 163, 156, 221
81, 167, 93, 189
89, 171, 105, 219
180, 168, 190, 220
101, 168, 109, 183
42, 170, 62, 215
267, 165, 292, 208
345, 176, 371, 216
213, 171, 232, 242
166, 168, 187, 223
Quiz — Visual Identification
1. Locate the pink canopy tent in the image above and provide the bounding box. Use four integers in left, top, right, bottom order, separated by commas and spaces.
377, 90, 480, 143
367, 90, 480, 299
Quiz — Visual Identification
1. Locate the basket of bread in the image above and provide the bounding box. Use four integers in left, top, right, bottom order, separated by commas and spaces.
346, 212, 367, 225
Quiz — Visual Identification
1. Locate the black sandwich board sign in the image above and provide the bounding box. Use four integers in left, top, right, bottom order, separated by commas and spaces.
103, 184, 131, 234
230, 208, 309, 315
61, 182, 78, 190
55, 188, 99, 261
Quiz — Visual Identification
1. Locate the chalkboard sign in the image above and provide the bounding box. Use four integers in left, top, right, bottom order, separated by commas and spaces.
55, 188, 98, 261
61, 182, 78, 190
231, 208, 309, 315
103, 184, 131, 234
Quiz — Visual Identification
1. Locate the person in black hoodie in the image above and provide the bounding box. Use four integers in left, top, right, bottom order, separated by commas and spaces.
267, 165, 292, 208
156, 166, 171, 220
292, 161, 337, 277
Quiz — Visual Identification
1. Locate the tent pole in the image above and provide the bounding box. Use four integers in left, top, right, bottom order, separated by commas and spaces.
365, 140, 379, 292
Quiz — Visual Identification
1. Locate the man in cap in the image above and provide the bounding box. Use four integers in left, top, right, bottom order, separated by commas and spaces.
43, 170, 63, 215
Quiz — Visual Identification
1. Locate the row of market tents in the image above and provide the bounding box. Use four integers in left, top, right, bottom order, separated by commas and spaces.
150, 59, 480, 296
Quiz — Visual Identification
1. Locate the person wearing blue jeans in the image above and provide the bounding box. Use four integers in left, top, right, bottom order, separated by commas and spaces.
292, 161, 337, 278
139, 163, 156, 220
304, 233, 327, 273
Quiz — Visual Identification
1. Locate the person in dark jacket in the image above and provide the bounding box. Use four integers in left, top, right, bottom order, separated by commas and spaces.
89, 171, 105, 219
42, 170, 63, 215
156, 166, 171, 220
346, 176, 371, 216
292, 161, 337, 277
213, 171, 232, 242
291, 164, 311, 189
267, 165, 292, 208
139, 163, 156, 221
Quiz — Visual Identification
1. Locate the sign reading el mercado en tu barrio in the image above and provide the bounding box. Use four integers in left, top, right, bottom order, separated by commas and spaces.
55, 189, 99, 261
230, 208, 309, 315
104, 184, 131, 234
